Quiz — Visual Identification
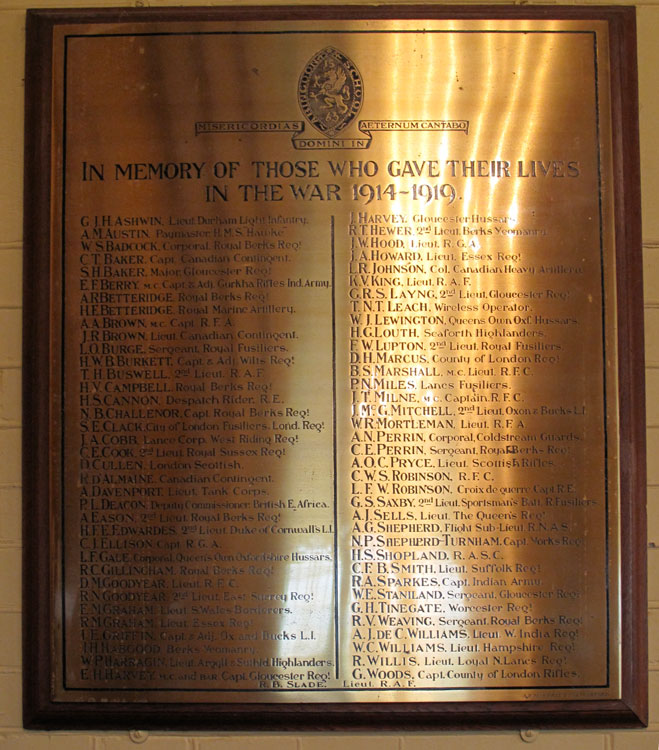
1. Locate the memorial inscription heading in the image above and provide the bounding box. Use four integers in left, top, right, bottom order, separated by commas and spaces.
23, 5, 647, 729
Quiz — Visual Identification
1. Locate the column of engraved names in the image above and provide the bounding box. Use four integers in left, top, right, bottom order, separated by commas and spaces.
75, 213, 172, 687
342, 207, 604, 691
71, 211, 336, 690
345, 208, 460, 691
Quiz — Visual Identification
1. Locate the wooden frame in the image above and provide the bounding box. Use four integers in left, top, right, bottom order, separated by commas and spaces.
23, 5, 646, 730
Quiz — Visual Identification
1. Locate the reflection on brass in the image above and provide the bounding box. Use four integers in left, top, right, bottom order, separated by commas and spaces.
52, 17, 619, 704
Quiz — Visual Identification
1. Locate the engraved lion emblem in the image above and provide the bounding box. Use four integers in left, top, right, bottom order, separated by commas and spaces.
298, 47, 363, 137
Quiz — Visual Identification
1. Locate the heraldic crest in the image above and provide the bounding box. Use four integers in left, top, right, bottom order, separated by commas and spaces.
298, 47, 363, 137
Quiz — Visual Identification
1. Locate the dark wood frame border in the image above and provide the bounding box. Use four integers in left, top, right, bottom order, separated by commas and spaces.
23, 4, 647, 730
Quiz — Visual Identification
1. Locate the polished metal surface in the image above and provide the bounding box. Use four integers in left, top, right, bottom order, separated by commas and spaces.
50, 17, 619, 703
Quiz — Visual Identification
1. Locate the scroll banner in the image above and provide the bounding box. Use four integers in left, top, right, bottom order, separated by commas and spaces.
195, 120, 470, 149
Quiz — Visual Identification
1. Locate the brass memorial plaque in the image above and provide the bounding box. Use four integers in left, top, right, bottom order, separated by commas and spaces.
23, 6, 647, 729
